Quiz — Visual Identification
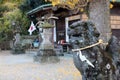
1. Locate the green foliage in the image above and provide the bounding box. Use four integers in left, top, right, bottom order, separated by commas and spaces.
2, 8, 30, 35
0, 0, 47, 42
0, 1, 30, 42
0, 0, 23, 4
0, 5, 8, 17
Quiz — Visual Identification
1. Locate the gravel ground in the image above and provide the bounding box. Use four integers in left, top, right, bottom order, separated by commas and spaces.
0, 50, 82, 80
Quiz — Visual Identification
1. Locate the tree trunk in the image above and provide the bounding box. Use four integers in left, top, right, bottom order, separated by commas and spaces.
89, 0, 111, 43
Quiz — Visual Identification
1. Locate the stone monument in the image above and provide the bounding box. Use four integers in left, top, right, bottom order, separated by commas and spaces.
68, 21, 120, 80
11, 21, 25, 54
34, 15, 59, 63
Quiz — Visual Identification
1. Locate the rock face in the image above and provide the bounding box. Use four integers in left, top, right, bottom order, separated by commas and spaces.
68, 21, 120, 80
106, 36, 120, 80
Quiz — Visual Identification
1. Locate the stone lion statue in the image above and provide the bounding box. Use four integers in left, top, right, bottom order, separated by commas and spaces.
67, 21, 120, 80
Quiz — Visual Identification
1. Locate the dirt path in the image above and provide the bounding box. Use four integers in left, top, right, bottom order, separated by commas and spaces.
0, 50, 82, 80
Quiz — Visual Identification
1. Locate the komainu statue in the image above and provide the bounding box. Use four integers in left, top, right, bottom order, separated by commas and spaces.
67, 21, 120, 80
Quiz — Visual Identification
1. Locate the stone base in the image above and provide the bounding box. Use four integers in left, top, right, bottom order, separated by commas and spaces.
11, 49, 25, 54
34, 49, 60, 63
11, 45, 25, 54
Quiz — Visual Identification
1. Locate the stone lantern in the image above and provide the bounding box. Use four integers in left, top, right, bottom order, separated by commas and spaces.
34, 17, 59, 63
11, 21, 25, 54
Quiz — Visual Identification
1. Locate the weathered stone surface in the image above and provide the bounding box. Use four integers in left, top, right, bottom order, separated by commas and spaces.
34, 49, 60, 63
106, 36, 120, 80
11, 33, 25, 54
11, 43, 25, 54
35, 27, 59, 63
68, 21, 120, 80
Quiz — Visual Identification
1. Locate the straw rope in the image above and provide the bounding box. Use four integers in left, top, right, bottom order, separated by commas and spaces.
72, 39, 108, 52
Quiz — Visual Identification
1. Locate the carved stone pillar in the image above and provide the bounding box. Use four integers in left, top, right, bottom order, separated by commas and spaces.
40, 28, 54, 50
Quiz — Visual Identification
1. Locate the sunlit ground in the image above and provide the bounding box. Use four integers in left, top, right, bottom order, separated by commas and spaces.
0, 50, 82, 80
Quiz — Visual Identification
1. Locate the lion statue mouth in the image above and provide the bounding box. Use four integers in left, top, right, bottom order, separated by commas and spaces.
68, 21, 120, 80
